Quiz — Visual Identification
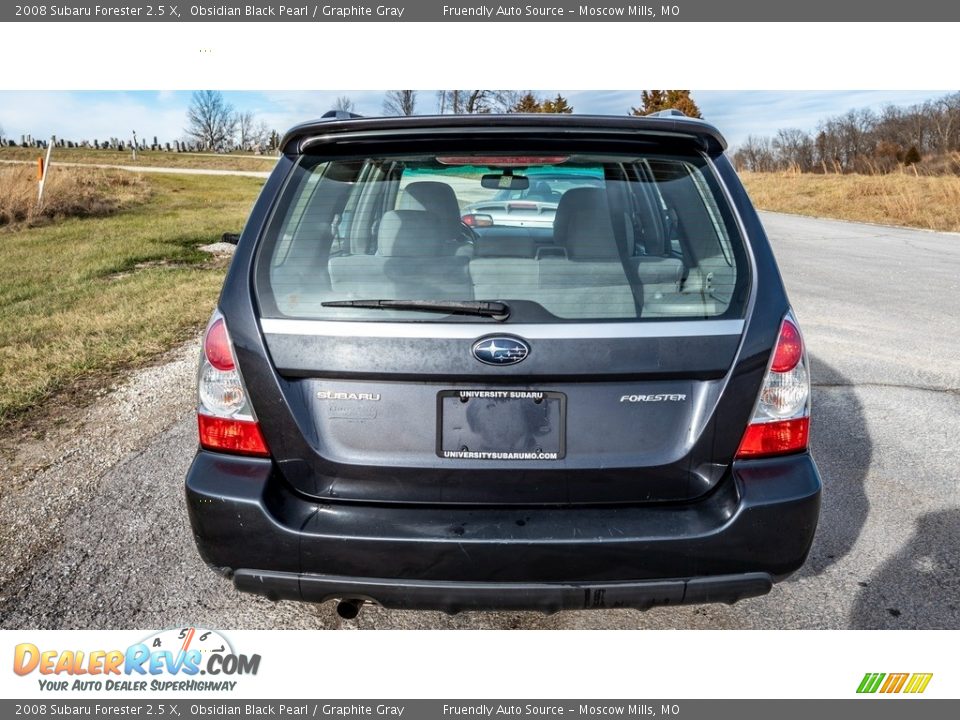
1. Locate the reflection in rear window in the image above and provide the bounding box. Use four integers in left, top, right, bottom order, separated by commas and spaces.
255, 152, 749, 323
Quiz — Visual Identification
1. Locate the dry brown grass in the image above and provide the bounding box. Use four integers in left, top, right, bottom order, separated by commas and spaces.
0, 165, 149, 227
0, 146, 277, 172
0, 172, 265, 424
740, 170, 960, 233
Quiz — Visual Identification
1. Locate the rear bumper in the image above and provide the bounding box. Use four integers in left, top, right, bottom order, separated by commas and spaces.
233, 570, 773, 614
185, 451, 821, 613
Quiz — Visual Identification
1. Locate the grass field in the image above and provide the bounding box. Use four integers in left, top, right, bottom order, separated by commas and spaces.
0, 171, 264, 425
0, 146, 278, 172
740, 171, 960, 233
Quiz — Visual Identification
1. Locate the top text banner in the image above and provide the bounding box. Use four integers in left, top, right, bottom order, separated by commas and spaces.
5, 0, 960, 22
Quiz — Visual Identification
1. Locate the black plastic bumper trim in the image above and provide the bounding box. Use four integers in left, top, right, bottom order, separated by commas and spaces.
233, 569, 773, 614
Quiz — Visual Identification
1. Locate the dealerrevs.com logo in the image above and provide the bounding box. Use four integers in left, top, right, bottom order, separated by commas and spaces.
13, 627, 260, 692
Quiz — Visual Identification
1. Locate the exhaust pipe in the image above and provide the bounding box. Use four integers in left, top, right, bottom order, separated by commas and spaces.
336, 598, 364, 620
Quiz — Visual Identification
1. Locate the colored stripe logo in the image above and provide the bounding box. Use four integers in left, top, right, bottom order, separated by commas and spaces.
857, 672, 933, 694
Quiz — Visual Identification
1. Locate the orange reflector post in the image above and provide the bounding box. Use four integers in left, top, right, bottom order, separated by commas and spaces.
37, 158, 44, 180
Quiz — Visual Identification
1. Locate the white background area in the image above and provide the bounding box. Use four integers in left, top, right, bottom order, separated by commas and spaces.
0, 22, 957, 91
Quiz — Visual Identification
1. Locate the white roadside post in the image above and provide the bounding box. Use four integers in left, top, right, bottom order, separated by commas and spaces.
37, 134, 55, 206
131, 130, 138, 161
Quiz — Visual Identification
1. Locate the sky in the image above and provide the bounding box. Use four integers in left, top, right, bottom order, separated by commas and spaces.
0, 90, 950, 150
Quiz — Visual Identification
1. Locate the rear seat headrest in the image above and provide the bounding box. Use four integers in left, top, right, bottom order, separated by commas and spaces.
398, 181, 462, 236
553, 187, 620, 260
376, 210, 447, 257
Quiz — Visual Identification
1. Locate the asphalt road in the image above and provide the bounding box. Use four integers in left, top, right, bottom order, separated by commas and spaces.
1, 211, 958, 630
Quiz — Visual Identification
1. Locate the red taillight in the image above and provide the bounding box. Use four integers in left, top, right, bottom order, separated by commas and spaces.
462, 213, 494, 228
736, 417, 810, 459
771, 319, 803, 372
204, 318, 235, 371
198, 414, 269, 457
736, 312, 811, 460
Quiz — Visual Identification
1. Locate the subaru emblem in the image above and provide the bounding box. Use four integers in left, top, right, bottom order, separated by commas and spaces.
472, 337, 530, 366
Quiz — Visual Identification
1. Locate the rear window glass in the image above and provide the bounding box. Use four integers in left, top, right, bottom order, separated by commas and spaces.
255, 151, 748, 323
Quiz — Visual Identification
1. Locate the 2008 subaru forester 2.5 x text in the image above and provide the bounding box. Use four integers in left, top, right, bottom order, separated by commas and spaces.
185, 110, 821, 617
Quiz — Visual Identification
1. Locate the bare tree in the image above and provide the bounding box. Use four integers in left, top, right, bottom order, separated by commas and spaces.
732, 136, 776, 172
334, 96, 356, 114
772, 128, 815, 172
438, 90, 521, 114
931, 92, 960, 154
185, 90, 237, 152
252, 121, 272, 153
437, 90, 462, 114
236, 111, 256, 151
383, 90, 417, 116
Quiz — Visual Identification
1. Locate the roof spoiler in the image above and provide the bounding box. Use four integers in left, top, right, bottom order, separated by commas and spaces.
280, 113, 728, 156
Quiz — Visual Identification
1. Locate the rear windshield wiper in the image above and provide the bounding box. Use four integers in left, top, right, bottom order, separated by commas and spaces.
321, 299, 510, 321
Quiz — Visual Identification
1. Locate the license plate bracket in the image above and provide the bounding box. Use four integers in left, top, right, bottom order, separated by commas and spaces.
437, 390, 566, 460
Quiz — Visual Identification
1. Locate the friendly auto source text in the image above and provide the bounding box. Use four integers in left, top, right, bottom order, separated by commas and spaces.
442, 5, 662, 17
443, 705, 660, 716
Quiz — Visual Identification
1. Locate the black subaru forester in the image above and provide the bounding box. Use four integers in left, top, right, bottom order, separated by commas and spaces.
185, 111, 821, 616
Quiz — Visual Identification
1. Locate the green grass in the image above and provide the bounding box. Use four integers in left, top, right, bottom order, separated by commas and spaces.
0, 173, 265, 424
0, 146, 277, 172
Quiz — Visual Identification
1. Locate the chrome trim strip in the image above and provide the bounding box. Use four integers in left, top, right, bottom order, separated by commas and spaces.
260, 318, 745, 340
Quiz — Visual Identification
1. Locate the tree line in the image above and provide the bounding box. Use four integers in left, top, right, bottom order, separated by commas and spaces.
184, 89, 702, 152
733, 92, 960, 174
0, 90, 705, 152
380, 89, 700, 117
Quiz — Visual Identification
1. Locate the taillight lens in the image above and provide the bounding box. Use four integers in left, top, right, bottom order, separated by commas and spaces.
462, 213, 494, 228
198, 414, 269, 457
770, 319, 802, 372
197, 311, 269, 457
737, 417, 810, 459
204, 318, 235, 371
198, 363, 246, 416
736, 313, 810, 459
